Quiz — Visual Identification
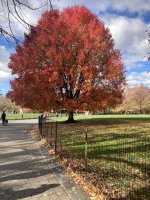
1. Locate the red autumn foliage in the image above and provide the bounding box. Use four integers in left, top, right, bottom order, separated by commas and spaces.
7, 6, 126, 122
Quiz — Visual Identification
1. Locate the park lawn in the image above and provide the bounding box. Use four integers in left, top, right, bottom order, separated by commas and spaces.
55, 118, 150, 199
7, 113, 150, 121
54, 114, 150, 122
6, 113, 150, 121
6, 113, 41, 120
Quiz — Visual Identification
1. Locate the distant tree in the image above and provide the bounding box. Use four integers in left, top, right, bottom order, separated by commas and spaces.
116, 84, 150, 114
7, 6, 126, 122
0, 96, 20, 112
132, 85, 148, 113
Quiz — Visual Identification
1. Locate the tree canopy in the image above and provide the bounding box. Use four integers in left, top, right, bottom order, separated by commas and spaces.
7, 6, 126, 122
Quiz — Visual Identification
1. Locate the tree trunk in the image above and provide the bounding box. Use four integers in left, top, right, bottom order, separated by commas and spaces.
139, 100, 142, 114
67, 111, 75, 123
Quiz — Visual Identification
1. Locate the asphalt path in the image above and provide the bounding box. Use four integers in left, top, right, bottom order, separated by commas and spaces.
0, 120, 90, 200
8, 119, 38, 124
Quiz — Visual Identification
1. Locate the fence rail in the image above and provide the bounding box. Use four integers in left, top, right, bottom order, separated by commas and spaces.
38, 116, 150, 200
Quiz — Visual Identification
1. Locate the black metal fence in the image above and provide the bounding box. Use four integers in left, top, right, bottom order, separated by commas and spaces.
38, 116, 150, 200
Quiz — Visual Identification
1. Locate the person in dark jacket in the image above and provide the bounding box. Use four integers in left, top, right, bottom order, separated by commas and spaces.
1, 111, 6, 125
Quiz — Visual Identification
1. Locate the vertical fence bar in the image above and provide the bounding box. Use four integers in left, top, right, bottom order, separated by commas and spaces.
85, 127, 88, 173
55, 121, 58, 154
46, 124, 48, 139
38, 116, 41, 133
42, 120, 44, 138
41, 117, 43, 137
39, 116, 43, 136
44, 119, 46, 138
38, 116, 39, 128
50, 122, 53, 146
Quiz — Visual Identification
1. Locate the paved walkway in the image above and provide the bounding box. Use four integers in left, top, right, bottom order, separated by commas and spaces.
0, 120, 90, 200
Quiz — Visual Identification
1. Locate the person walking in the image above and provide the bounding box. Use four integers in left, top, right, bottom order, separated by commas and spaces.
1, 111, 6, 125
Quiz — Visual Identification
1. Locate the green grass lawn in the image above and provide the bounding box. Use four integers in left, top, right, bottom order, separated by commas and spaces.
5, 112, 150, 121
47, 116, 150, 199
54, 113, 150, 122
6, 113, 41, 120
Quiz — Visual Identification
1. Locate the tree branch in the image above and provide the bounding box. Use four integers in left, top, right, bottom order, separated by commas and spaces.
0, 0, 54, 43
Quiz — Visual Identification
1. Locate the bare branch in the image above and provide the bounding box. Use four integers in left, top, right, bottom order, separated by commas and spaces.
0, 0, 54, 43
14, 0, 47, 10
7, 0, 19, 44
48, 0, 53, 10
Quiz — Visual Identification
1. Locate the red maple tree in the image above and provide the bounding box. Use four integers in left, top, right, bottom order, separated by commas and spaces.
7, 6, 126, 122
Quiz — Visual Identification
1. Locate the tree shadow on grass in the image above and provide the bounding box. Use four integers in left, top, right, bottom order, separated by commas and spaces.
116, 186, 150, 200
89, 146, 150, 199
80, 117, 150, 124
88, 142, 150, 159
83, 132, 150, 200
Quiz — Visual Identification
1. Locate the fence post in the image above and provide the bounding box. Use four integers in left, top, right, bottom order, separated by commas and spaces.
38, 116, 42, 136
41, 118, 43, 137
46, 124, 48, 139
85, 127, 88, 173
55, 121, 58, 154
50, 122, 53, 146
38, 116, 40, 128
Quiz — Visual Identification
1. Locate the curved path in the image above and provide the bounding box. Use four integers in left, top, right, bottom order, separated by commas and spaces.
0, 120, 90, 200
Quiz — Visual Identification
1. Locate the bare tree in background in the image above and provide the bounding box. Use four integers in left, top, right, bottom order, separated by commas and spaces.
115, 84, 150, 114
0, 0, 53, 43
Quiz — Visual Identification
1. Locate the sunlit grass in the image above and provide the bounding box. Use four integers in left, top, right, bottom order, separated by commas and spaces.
54, 114, 150, 122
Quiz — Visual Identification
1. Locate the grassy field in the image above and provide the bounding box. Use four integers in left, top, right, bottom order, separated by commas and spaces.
54, 113, 150, 122
47, 116, 150, 199
5, 112, 150, 121
6, 113, 41, 120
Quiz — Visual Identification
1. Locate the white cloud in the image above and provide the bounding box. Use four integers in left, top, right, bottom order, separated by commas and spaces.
0, 46, 12, 84
54, 0, 110, 14
54, 0, 150, 14
101, 13, 150, 70
127, 71, 150, 87
0, 70, 11, 81
110, 0, 150, 14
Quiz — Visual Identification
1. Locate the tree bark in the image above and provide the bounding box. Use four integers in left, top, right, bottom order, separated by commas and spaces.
67, 111, 75, 123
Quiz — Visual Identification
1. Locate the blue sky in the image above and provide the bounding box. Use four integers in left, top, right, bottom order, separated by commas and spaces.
0, 0, 150, 95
